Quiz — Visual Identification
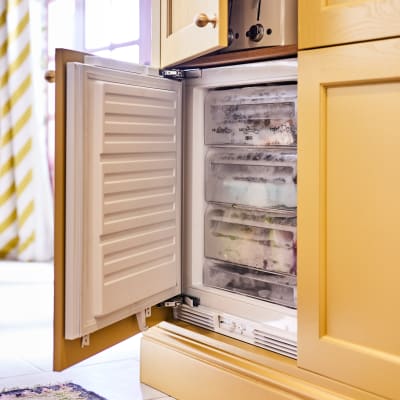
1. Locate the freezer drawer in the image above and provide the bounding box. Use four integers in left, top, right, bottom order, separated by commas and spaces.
203, 260, 297, 308
206, 148, 297, 209
205, 204, 296, 274
205, 85, 297, 146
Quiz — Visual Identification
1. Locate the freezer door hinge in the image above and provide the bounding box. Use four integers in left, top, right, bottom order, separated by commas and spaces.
135, 307, 151, 332
158, 294, 200, 308
81, 334, 90, 348
161, 69, 202, 81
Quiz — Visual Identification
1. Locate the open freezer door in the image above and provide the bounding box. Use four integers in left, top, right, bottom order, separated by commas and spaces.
53, 49, 182, 370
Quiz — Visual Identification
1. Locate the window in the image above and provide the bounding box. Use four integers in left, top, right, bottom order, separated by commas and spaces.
47, 0, 151, 66
46, 0, 151, 189
83, 0, 151, 64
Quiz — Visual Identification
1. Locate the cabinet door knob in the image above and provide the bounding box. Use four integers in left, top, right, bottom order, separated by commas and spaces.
44, 70, 55, 83
194, 13, 217, 28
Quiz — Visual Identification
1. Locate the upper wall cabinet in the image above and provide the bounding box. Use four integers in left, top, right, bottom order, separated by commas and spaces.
299, 0, 400, 50
159, 0, 228, 68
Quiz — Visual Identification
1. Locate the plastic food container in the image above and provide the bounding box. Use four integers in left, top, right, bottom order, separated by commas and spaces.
205, 85, 297, 146
203, 260, 297, 308
205, 204, 296, 275
206, 148, 297, 210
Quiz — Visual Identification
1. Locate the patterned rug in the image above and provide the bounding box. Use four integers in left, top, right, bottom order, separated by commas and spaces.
0, 383, 107, 399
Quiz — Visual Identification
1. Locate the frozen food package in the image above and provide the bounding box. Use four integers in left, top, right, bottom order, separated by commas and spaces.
203, 260, 297, 308
205, 85, 297, 146
206, 148, 297, 209
205, 204, 296, 274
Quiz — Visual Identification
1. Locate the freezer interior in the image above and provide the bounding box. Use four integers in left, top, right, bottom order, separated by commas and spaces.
180, 60, 298, 358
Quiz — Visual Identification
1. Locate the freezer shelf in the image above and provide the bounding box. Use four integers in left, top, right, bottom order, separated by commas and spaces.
203, 260, 297, 308
205, 204, 296, 275
205, 85, 297, 146
206, 148, 297, 210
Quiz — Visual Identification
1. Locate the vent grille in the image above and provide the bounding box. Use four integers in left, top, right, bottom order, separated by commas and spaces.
253, 329, 297, 359
173, 306, 216, 330
174, 305, 297, 359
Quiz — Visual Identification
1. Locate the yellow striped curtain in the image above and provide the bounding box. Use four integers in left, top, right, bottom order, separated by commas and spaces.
0, 0, 36, 260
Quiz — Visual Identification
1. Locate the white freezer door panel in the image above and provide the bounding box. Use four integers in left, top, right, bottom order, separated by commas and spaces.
65, 63, 182, 339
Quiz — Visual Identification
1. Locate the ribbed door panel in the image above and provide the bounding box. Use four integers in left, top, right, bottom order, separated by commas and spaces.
65, 63, 182, 338
94, 81, 180, 317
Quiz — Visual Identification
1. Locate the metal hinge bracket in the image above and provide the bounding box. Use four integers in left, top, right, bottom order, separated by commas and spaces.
136, 307, 151, 332
158, 294, 200, 308
81, 334, 90, 348
161, 69, 202, 81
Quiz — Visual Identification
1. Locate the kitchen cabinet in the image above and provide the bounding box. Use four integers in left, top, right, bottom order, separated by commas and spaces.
297, 37, 400, 400
296, 2, 400, 398
141, 2, 400, 400
298, 0, 400, 49
53, 1, 400, 399
158, 0, 228, 68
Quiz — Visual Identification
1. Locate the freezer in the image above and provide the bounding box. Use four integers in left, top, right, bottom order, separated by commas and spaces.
61, 55, 298, 364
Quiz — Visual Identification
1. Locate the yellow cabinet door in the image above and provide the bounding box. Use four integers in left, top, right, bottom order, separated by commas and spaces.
159, 0, 228, 68
297, 38, 400, 400
299, 0, 400, 50
53, 49, 172, 371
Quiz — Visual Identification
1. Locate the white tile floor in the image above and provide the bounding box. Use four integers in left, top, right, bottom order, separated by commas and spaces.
0, 261, 174, 400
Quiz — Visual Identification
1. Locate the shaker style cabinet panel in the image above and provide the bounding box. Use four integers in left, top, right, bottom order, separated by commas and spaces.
159, 0, 228, 67
297, 38, 400, 400
298, 0, 400, 49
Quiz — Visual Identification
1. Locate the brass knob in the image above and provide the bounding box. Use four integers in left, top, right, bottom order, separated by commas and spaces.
44, 70, 55, 83
194, 13, 217, 28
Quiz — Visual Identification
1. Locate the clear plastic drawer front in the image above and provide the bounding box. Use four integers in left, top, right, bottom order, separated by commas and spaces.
205, 204, 296, 275
203, 260, 297, 308
206, 148, 297, 210
205, 85, 297, 146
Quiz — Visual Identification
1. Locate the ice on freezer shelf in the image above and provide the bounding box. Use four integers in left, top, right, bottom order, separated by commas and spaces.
206, 148, 297, 209
205, 85, 297, 146
205, 204, 296, 275
203, 260, 297, 308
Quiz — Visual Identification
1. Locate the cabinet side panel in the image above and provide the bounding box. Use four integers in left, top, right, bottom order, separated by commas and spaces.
297, 39, 400, 400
